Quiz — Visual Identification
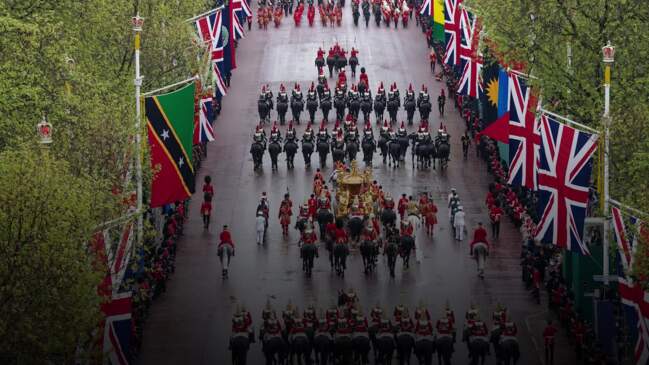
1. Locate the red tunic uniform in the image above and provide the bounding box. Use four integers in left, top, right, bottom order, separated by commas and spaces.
219, 231, 234, 247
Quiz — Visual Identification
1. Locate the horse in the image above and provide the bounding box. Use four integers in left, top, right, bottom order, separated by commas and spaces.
384, 238, 398, 278
348, 97, 361, 120
349, 56, 359, 77
290, 96, 304, 124
301, 139, 314, 167
283, 139, 298, 169
347, 215, 364, 242
491, 330, 520, 365
268, 140, 282, 171
418, 97, 431, 121
258, 95, 271, 123
360, 239, 379, 274
345, 139, 359, 161
218, 243, 234, 279
361, 134, 376, 165
362, 0, 371, 27
334, 330, 353, 364
334, 94, 347, 120
435, 333, 455, 365
404, 94, 417, 125
317, 139, 330, 167
414, 332, 435, 365
387, 96, 400, 124
250, 141, 265, 170
380, 207, 397, 231
260, 328, 288, 365
320, 96, 332, 121
396, 328, 415, 365
277, 97, 289, 125
412, 139, 433, 169
377, 134, 389, 163
289, 329, 312, 365
467, 333, 490, 365
397, 134, 410, 161
352, 327, 371, 365
375, 330, 396, 363
434, 140, 450, 170
313, 324, 334, 365
360, 95, 373, 123
399, 234, 414, 269
306, 95, 319, 124
316, 208, 334, 239
336, 54, 347, 73
326, 55, 336, 77
333, 242, 349, 277
387, 139, 402, 167
331, 141, 346, 164
374, 94, 386, 122
300, 242, 318, 277
230, 331, 252, 365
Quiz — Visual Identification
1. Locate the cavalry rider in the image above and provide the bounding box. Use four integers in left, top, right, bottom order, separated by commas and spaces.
435, 317, 455, 350
292, 82, 303, 100
383, 193, 396, 210
263, 316, 283, 341
337, 69, 347, 89
230, 315, 251, 348
335, 317, 353, 340
397, 314, 415, 335
361, 222, 378, 242
416, 122, 431, 144
269, 121, 283, 143
418, 84, 429, 104
353, 314, 369, 339
343, 113, 354, 133
334, 128, 345, 147
370, 305, 384, 325
286, 121, 297, 141
380, 119, 391, 139
415, 303, 431, 322
501, 321, 518, 342
307, 82, 317, 99
346, 122, 360, 144
397, 121, 408, 138
406, 83, 415, 99
394, 303, 408, 324
303, 304, 318, 328
415, 317, 434, 342
301, 225, 318, 250
469, 319, 490, 349
278, 83, 289, 105
435, 123, 450, 144
326, 304, 340, 325
307, 193, 318, 220
289, 315, 308, 344
253, 123, 267, 149
316, 46, 325, 61
302, 122, 315, 142
359, 67, 369, 91
317, 120, 330, 143
377, 81, 386, 98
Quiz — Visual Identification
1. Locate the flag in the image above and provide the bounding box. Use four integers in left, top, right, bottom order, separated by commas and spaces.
534, 113, 598, 255
456, 8, 482, 97
478, 59, 509, 142
231, 0, 251, 39
197, 96, 215, 143
508, 73, 541, 189
443, 0, 463, 65
223, 2, 236, 71
196, 10, 227, 97
419, 0, 431, 17
433, 0, 445, 41
146, 82, 196, 208
618, 276, 649, 365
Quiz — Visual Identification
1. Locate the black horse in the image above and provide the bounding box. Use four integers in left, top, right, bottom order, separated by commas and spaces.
336, 53, 347, 73
360, 94, 373, 123
373, 3, 381, 27
435, 334, 454, 365
334, 93, 347, 120
399, 234, 415, 269
387, 95, 400, 124
313, 324, 334, 365
374, 94, 386, 122
360, 239, 379, 274
375, 330, 396, 363
230, 333, 253, 365
290, 93, 304, 124
333, 242, 349, 277
387, 139, 402, 167
283, 139, 298, 169
316, 207, 334, 239
301, 138, 314, 167
306, 94, 319, 124
250, 141, 265, 170
320, 95, 332, 121
347, 215, 364, 242
268, 140, 282, 170
417, 95, 432, 121
348, 96, 361, 120
346, 139, 359, 161
414, 334, 435, 365
434, 140, 450, 170
361, 134, 376, 165
491, 328, 520, 365
396, 329, 415, 365
260, 329, 288, 365
404, 93, 417, 125
397, 134, 410, 161
277, 95, 289, 125
349, 55, 359, 77
384, 239, 398, 278
326, 54, 336, 77
331, 141, 346, 164
258, 94, 272, 123
317, 139, 330, 167
378, 134, 389, 163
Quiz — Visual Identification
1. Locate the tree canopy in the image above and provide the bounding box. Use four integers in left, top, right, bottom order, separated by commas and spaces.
0, 0, 208, 360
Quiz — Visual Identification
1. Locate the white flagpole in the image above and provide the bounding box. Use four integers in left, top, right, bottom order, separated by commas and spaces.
185, 6, 225, 23
142, 76, 198, 97
132, 14, 144, 249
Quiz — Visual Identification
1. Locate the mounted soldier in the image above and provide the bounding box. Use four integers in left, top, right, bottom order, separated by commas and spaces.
269, 121, 283, 143
276, 83, 289, 125
290, 83, 304, 123
404, 83, 417, 125
306, 82, 319, 124
417, 84, 432, 121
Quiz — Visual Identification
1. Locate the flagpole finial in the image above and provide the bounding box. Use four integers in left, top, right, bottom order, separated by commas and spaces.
131, 14, 145, 32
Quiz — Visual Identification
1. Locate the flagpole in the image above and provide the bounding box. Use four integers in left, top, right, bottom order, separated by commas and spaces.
538, 108, 599, 134
132, 14, 145, 250
602, 42, 615, 285
185, 5, 225, 23
142, 76, 199, 97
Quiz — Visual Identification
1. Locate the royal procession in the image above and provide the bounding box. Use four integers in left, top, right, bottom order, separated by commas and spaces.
2, 1, 649, 365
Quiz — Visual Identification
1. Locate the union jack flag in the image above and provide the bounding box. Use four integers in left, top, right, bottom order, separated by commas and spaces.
419, 0, 431, 17
534, 114, 598, 255
231, 0, 251, 39
198, 96, 215, 143
508, 73, 541, 189
94, 209, 135, 365
457, 57, 482, 97
456, 8, 482, 97
443, 0, 463, 66
196, 11, 228, 97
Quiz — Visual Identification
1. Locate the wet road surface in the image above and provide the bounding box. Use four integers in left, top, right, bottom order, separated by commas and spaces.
139, 6, 573, 365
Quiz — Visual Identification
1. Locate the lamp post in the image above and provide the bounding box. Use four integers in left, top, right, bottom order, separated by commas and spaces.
132, 14, 145, 247
602, 41, 614, 285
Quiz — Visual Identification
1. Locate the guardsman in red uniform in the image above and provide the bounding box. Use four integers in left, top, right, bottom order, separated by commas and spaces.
338, 69, 347, 88
361, 223, 378, 242
336, 318, 353, 339
301, 226, 318, 249
399, 316, 415, 333
265, 317, 282, 338
415, 318, 434, 340
359, 67, 369, 90
415, 305, 431, 322
326, 306, 339, 325
370, 306, 384, 325
353, 314, 369, 337
470, 320, 489, 340
401, 220, 414, 237
218, 226, 234, 253
308, 194, 318, 220
383, 193, 395, 210
314, 168, 324, 183
398, 193, 409, 220
543, 320, 558, 365
278, 194, 293, 236
435, 317, 454, 349
334, 224, 348, 244
393, 304, 407, 324
290, 316, 308, 341
502, 321, 518, 339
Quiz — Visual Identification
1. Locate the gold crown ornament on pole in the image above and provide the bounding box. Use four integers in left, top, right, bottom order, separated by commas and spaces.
37, 115, 53, 144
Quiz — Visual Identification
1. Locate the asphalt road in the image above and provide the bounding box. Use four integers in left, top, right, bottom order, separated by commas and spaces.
138, 6, 574, 365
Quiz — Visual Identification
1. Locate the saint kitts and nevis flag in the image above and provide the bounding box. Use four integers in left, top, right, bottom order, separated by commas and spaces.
146, 82, 196, 208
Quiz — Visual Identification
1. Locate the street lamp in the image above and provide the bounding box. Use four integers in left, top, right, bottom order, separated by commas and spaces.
601, 41, 614, 285
37, 115, 53, 144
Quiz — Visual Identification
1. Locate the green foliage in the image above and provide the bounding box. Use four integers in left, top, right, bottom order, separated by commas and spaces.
0, 0, 210, 359
0, 146, 105, 362
467, 0, 649, 277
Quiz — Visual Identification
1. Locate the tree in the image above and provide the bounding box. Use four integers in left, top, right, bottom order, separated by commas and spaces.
467, 0, 649, 279
0, 146, 107, 362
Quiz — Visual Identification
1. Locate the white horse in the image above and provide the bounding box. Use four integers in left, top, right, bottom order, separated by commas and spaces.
406, 214, 422, 263
218, 243, 234, 278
